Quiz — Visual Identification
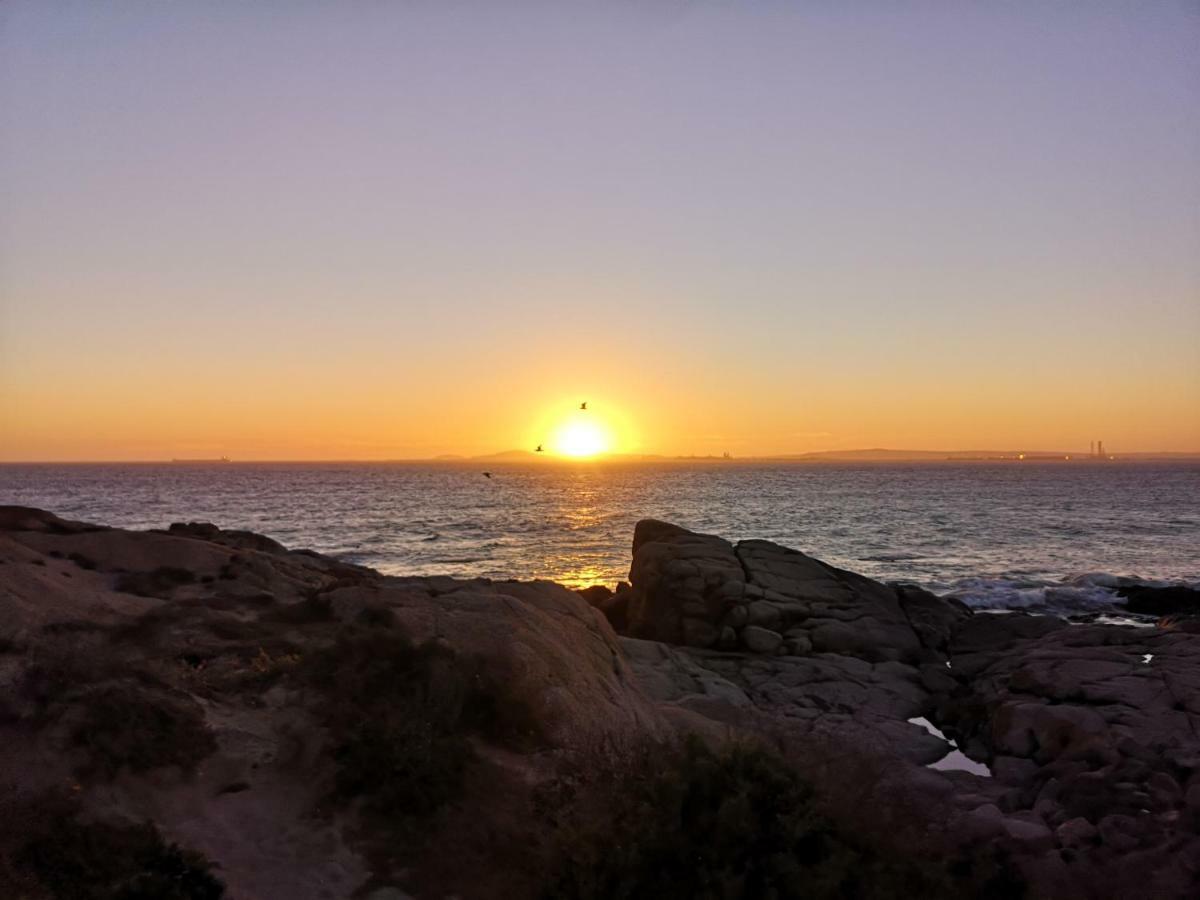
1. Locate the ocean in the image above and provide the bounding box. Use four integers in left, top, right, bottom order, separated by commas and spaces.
3, 461, 1197, 616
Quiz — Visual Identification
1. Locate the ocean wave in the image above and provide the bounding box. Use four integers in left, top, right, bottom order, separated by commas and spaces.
946, 573, 1198, 617
947, 576, 1124, 615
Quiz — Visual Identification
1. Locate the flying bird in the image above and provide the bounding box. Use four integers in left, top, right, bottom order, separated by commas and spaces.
535, 444, 544, 453
482, 472, 492, 478
580, 401, 588, 410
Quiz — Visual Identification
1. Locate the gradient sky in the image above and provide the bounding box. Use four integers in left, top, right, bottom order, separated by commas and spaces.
2, 1, 1198, 460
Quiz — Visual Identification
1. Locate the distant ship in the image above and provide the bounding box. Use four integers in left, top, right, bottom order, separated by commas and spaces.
171, 456, 232, 463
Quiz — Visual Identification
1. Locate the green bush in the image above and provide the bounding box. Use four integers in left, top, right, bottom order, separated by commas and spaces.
17, 815, 224, 900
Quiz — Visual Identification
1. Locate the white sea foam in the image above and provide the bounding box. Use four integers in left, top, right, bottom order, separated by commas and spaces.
946, 573, 1199, 618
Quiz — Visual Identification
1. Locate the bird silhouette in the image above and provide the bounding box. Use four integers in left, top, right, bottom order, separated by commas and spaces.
482, 472, 492, 478
535, 444, 544, 453
580, 401, 588, 410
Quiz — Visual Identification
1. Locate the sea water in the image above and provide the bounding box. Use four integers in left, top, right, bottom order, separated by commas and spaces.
3, 460, 1196, 615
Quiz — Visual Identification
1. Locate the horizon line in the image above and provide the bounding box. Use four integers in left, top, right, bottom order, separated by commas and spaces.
3, 447, 1200, 465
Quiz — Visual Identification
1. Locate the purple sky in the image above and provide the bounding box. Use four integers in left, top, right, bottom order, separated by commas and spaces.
2, 1, 1198, 459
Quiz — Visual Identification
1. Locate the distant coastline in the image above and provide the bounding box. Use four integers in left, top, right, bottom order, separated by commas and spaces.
432, 448, 1200, 464
3, 450, 1200, 465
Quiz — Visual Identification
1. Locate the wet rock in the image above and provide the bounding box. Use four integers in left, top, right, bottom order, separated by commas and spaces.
1119, 584, 1200, 617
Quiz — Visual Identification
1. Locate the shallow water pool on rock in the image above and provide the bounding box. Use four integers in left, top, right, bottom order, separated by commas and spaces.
907, 716, 992, 777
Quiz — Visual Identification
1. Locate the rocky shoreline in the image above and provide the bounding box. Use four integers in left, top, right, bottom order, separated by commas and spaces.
2, 506, 1198, 898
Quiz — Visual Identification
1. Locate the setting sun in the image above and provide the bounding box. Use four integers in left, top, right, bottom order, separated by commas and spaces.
551, 415, 613, 458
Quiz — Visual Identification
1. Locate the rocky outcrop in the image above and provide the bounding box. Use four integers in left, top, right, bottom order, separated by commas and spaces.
616, 520, 1200, 897
3, 508, 1199, 899
625, 519, 746, 648
1119, 584, 1200, 617
625, 519, 967, 664
933, 613, 1200, 896
0, 508, 666, 900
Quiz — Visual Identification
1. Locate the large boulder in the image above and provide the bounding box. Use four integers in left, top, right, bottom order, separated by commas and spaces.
625, 519, 745, 647
1119, 584, 1200, 617
0, 507, 669, 900
625, 520, 961, 664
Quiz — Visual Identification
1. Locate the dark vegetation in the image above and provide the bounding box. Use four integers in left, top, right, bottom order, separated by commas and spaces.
536, 737, 1027, 900
70, 684, 216, 779
17, 643, 216, 779
1, 803, 224, 900
302, 626, 542, 823
18, 645, 124, 717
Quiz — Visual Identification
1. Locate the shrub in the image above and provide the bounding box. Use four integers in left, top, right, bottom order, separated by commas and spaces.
17, 647, 119, 718
538, 737, 1009, 900
17, 814, 224, 900
71, 684, 216, 779
540, 737, 854, 899
304, 628, 544, 822
305, 630, 474, 819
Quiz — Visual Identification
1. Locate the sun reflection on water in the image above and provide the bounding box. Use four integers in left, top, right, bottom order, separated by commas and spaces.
551, 561, 612, 589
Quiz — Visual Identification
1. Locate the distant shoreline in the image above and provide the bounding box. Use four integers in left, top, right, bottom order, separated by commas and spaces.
3, 453, 1199, 465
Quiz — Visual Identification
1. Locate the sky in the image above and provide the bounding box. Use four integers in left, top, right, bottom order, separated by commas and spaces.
2, 0, 1198, 461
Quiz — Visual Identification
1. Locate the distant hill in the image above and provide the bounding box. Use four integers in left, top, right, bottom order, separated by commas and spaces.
472, 449, 540, 461
426, 448, 1200, 464
767, 449, 1200, 462
772, 448, 1036, 461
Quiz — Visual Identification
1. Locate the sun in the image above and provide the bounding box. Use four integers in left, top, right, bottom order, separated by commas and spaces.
551, 416, 612, 458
